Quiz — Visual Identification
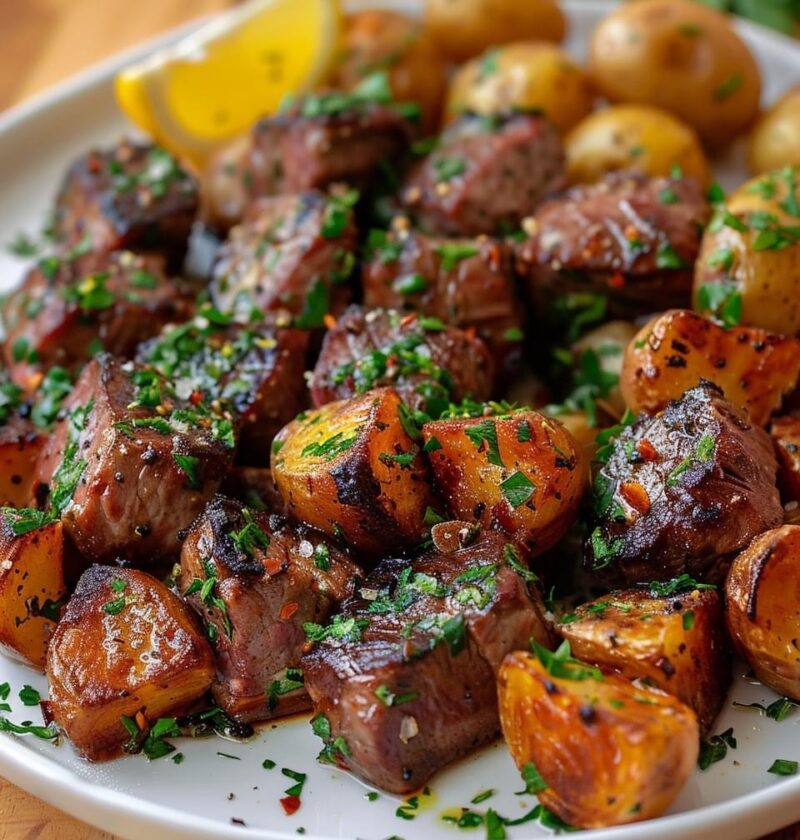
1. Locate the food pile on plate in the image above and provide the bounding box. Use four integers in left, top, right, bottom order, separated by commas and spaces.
1, 0, 800, 830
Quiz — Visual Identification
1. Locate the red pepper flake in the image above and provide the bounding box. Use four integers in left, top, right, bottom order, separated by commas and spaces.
464, 326, 477, 340
609, 272, 625, 288
189, 390, 203, 405
279, 602, 299, 621
323, 313, 337, 330
280, 795, 301, 816
619, 481, 651, 515
264, 557, 284, 576
636, 438, 659, 461
400, 313, 417, 327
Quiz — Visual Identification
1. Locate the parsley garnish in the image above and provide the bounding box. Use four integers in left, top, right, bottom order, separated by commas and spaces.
172, 453, 201, 490
464, 419, 504, 467
531, 639, 603, 681
434, 243, 479, 271
500, 471, 535, 508
698, 727, 736, 770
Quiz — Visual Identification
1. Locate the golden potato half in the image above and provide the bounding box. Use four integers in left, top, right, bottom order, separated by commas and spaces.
47, 566, 214, 760
271, 388, 434, 555
749, 86, 800, 175
499, 645, 699, 829
726, 524, 800, 700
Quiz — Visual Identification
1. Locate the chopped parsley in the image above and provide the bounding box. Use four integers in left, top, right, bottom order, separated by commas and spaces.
499, 471, 535, 509
768, 759, 798, 776
301, 431, 358, 461
517, 761, 548, 794
172, 453, 201, 490
647, 575, 716, 597
531, 639, 603, 682
434, 243, 479, 271
464, 419, 504, 467
698, 727, 736, 770
267, 669, 304, 711
304, 615, 368, 644
18, 685, 40, 706
433, 156, 466, 182
375, 684, 419, 707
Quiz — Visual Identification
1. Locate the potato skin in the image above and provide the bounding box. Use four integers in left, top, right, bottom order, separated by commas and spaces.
749, 86, 800, 175
0, 516, 66, 668
771, 415, 800, 503
47, 566, 214, 760
558, 587, 730, 733
725, 524, 800, 700
271, 388, 434, 555
694, 168, 800, 336
424, 0, 565, 62
328, 11, 447, 133
446, 42, 594, 133
0, 417, 44, 508
588, 0, 761, 149
422, 410, 586, 556
621, 309, 800, 426
498, 649, 699, 829
566, 105, 711, 186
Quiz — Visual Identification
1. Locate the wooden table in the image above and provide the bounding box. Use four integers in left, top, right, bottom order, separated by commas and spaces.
1, 1, 799, 838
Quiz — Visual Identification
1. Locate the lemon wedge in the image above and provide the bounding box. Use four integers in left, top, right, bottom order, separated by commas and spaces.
115, 0, 342, 167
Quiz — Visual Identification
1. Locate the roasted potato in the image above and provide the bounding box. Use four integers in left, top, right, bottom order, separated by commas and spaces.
446, 42, 594, 133
0, 417, 44, 508
0, 513, 66, 668
498, 646, 699, 828
588, 0, 761, 149
422, 409, 586, 556
271, 388, 434, 555
328, 11, 447, 132
749, 86, 800, 175
558, 584, 730, 733
621, 309, 800, 426
726, 524, 800, 700
572, 320, 638, 418
202, 134, 251, 231
771, 415, 800, 503
424, 0, 566, 62
47, 566, 214, 760
565, 105, 711, 186
694, 167, 800, 336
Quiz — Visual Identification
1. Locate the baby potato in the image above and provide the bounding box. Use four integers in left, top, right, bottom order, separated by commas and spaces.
498, 646, 699, 829
47, 566, 214, 760
424, 0, 565, 62
446, 42, 594, 133
749, 86, 800, 175
328, 11, 447, 132
572, 320, 638, 418
422, 409, 586, 555
621, 309, 800, 426
271, 388, 434, 555
0, 417, 44, 508
726, 524, 800, 700
566, 105, 711, 186
694, 167, 800, 336
558, 585, 730, 733
0, 514, 66, 668
771, 415, 800, 503
588, 0, 761, 149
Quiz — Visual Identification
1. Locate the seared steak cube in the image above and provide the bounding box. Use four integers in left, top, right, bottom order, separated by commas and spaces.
362, 228, 523, 374
2, 251, 192, 390
586, 382, 783, 584
138, 309, 308, 462
34, 355, 234, 565
401, 112, 564, 236
206, 101, 413, 228
211, 191, 358, 325
180, 496, 361, 721
302, 530, 553, 793
516, 172, 710, 318
54, 139, 198, 267
310, 306, 493, 414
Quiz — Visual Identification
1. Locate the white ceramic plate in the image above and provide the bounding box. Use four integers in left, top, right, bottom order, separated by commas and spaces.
1, 2, 800, 839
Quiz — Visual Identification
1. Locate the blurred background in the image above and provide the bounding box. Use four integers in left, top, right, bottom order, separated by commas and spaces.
1, 0, 798, 112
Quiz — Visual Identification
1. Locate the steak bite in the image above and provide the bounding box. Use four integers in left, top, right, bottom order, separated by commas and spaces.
586, 382, 783, 584
34, 355, 234, 566
516, 172, 710, 318
204, 98, 414, 229
401, 112, 565, 236
1, 251, 193, 390
211, 191, 358, 325
301, 530, 553, 793
54, 138, 198, 267
138, 308, 309, 462
310, 306, 494, 414
179, 496, 361, 722
362, 228, 523, 372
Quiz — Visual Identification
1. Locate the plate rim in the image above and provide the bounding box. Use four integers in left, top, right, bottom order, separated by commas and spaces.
1, 2, 800, 838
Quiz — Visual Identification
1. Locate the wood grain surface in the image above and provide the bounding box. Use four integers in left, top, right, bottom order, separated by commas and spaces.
0, 1, 798, 838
